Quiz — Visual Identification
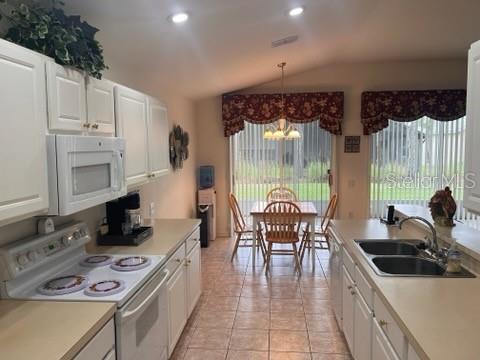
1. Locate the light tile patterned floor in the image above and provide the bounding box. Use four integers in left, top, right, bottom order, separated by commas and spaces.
170, 237, 352, 360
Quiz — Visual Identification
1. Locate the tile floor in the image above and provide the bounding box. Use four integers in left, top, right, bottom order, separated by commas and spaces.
171, 237, 352, 360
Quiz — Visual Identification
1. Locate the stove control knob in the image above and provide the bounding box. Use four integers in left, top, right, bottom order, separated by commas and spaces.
26, 251, 37, 262
62, 234, 74, 247
73, 231, 81, 240
16, 254, 29, 266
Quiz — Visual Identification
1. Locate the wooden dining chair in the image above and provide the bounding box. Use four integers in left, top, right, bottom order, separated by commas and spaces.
266, 186, 298, 202
228, 192, 266, 261
299, 193, 338, 262
262, 201, 302, 273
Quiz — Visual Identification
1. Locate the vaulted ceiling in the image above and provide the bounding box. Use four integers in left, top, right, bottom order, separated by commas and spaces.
65, 0, 480, 99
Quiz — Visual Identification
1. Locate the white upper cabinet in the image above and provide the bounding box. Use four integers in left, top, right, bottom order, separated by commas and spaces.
46, 61, 87, 132
0, 40, 49, 224
465, 40, 480, 213
86, 77, 116, 136
147, 97, 170, 178
114, 85, 149, 187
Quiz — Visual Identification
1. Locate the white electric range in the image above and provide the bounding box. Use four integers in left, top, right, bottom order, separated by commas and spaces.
0, 222, 169, 360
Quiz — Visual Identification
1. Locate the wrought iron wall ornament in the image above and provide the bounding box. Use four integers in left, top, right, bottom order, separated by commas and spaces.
169, 125, 189, 170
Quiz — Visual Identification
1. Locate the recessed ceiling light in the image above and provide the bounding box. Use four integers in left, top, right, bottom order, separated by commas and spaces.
171, 12, 189, 24
289, 7, 304, 17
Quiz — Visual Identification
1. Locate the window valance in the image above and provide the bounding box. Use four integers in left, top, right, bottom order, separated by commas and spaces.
222, 92, 344, 137
361, 89, 466, 135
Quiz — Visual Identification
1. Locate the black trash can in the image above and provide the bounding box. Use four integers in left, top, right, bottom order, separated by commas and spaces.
197, 205, 210, 248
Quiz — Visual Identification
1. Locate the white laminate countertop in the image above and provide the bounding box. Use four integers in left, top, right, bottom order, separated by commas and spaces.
89, 218, 201, 258
331, 218, 480, 360
0, 300, 115, 360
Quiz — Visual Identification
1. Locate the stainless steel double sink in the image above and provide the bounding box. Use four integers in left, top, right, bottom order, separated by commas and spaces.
355, 239, 475, 278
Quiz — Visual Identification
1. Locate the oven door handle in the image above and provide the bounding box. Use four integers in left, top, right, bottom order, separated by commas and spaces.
122, 269, 170, 320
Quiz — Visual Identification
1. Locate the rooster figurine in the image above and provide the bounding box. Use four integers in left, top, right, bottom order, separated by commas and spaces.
428, 186, 457, 227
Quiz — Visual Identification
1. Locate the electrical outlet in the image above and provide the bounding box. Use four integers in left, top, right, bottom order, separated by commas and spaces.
149, 202, 155, 218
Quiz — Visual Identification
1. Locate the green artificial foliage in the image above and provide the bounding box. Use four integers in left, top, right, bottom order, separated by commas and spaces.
0, 0, 107, 78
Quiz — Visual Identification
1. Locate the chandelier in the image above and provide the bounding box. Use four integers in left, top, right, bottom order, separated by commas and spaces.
263, 62, 301, 140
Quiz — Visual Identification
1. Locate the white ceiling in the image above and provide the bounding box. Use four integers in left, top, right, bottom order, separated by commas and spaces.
65, 0, 480, 99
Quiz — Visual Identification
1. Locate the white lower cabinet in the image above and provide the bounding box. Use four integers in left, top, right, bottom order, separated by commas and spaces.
354, 290, 372, 360
74, 318, 115, 360
342, 265, 355, 352
335, 241, 417, 360
166, 229, 202, 357
407, 344, 421, 360
186, 241, 202, 316
167, 262, 187, 357
372, 319, 400, 360
373, 293, 407, 359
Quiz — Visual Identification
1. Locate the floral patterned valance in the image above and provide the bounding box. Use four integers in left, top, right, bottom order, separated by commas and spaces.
361, 90, 466, 135
222, 92, 344, 137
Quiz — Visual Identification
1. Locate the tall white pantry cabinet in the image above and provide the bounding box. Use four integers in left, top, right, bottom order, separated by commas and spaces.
0, 39, 49, 224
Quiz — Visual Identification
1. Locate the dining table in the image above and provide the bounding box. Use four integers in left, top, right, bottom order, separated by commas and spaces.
250, 201, 318, 266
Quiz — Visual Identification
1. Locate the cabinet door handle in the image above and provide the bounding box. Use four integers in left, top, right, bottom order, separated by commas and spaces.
347, 285, 353, 290
175, 258, 182, 263
91, 123, 99, 129
350, 290, 356, 295
379, 319, 388, 327
82, 123, 91, 128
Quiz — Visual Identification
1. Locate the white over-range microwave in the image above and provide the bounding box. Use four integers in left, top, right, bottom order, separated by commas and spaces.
47, 135, 127, 216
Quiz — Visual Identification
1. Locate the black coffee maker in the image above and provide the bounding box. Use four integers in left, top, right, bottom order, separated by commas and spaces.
98, 192, 153, 246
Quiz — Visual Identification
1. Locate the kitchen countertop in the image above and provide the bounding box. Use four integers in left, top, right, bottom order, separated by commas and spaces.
89, 218, 201, 258
331, 218, 480, 360
0, 300, 115, 360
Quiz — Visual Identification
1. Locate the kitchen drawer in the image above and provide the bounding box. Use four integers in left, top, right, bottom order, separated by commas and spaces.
355, 265, 374, 309
186, 228, 200, 254
165, 243, 186, 277
374, 293, 407, 359
343, 247, 356, 280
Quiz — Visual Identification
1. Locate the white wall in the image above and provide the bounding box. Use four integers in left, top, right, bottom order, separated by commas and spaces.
195, 58, 467, 236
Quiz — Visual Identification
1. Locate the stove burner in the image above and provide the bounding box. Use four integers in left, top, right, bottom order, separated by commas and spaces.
111, 256, 151, 272
80, 255, 114, 268
38, 275, 88, 296
84, 280, 126, 297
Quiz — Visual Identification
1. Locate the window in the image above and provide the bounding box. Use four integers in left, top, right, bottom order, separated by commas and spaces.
370, 116, 477, 226
231, 121, 332, 221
